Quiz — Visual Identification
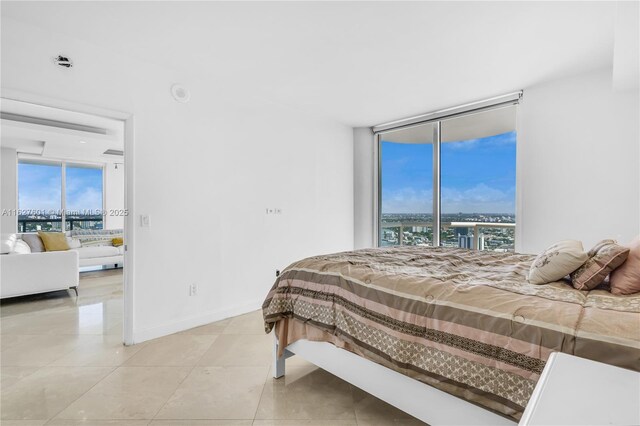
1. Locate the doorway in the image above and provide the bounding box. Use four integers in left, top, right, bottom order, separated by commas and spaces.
0, 97, 134, 345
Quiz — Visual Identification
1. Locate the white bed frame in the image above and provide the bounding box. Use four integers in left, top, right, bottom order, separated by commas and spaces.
273, 336, 516, 426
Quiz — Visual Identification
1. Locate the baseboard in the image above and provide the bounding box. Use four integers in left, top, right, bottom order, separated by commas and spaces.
131, 297, 263, 344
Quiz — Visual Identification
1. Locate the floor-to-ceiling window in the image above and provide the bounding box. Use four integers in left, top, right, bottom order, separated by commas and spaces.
379, 122, 434, 246
18, 160, 104, 232
377, 100, 518, 251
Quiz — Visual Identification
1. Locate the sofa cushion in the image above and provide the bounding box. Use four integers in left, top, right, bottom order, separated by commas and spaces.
1, 234, 16, 254
72, 245, 120, 259
21, 233, 45, 252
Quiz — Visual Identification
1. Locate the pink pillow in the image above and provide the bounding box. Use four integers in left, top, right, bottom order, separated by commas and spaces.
610, 237, 640, 295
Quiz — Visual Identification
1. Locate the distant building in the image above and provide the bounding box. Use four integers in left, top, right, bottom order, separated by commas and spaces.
458, 234, 473, 249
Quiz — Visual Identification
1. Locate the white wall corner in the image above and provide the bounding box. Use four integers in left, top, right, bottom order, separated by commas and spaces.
131, 297, 264, 344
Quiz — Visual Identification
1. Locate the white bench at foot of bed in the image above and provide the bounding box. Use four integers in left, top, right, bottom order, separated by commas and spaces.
273, 336, 515, 426
520, 352, 640, 426
274, 336, 640, 426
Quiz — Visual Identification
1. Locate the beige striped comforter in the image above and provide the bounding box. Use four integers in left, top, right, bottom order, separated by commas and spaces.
262, 247, 640, 420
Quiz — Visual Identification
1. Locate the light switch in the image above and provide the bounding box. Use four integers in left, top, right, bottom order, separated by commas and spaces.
140, 214, 151, 227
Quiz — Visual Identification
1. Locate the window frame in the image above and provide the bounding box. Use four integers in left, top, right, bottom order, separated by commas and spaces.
17, 158, 106, 232
374, 102, 520, 250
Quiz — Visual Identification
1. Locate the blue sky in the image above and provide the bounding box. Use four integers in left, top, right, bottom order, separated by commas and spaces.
381, 131, 516, 214
18, 163, 103, 213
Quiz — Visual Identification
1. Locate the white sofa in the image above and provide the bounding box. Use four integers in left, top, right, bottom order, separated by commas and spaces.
1, 234, 79, 299
67, 229, 124, 268
71, 244, 124, 268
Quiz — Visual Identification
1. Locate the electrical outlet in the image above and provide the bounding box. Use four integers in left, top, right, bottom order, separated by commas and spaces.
189, 283, 198, 296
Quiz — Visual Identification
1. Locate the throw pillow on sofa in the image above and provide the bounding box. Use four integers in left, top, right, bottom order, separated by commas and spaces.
66, 237, 82, 249
38, 231, 70, 252
21, 233, 45, 252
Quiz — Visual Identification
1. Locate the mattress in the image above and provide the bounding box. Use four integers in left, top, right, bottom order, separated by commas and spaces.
262, 246, 640, 420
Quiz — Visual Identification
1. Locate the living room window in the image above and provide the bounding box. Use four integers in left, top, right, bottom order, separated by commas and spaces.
18, 159, 104, 232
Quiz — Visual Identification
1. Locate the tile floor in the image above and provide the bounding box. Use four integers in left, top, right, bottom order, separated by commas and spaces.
1, 269, 425, 425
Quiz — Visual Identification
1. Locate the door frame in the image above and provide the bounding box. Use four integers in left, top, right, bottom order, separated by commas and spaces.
1, 90, 136, 345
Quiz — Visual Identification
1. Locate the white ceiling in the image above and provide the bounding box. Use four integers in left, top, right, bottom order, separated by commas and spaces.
0, 1, 622, 127
0, 99, 124, 163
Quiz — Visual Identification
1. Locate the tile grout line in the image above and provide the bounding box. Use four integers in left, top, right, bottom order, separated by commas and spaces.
251, 351, 274, 423
148, 331, 221, 421
42, 364, 119, 425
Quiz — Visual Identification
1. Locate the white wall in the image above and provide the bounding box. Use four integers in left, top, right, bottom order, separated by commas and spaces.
0, 148, 18, 234
353, 127, 374, 249
104, 163, 124, 230
518, 69, 639, 253
353, 69, 639, 254
1, 19, 353, 341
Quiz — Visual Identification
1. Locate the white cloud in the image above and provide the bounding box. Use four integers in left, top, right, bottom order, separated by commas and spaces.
67, 187, 103, 212
383, 183, 514, 214
382, 187, 433, 214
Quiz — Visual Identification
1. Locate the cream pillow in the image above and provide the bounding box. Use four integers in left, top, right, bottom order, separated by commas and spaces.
528, 240, 588, 285
66, 237, 82, 249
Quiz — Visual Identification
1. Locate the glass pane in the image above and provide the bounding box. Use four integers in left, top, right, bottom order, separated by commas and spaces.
379, 122, 434, 246
441, 108, 516, 251
18, 162, 63, 232
65, 165, 104, 230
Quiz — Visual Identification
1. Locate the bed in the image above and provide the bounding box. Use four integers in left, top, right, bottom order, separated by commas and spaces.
262, 246, 640, 424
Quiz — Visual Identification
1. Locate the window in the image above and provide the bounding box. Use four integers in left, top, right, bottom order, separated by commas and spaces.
18, 161, 63, 232
377, 105, 517, 251
379, 122, 434, 246
18, 160, 104, 232
65, 164, 104, 231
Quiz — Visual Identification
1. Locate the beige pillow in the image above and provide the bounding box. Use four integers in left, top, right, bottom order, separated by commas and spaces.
528, 240, 588, 285
610, 237, 640, 295
37, 231, 70, 252
570, 240, 629, 290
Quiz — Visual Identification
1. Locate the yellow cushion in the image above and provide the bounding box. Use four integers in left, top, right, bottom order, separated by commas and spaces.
112, 237, 124, 247
37, 231, 70, 252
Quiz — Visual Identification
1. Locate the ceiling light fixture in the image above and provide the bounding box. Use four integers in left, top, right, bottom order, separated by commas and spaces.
79, 140, 87, 144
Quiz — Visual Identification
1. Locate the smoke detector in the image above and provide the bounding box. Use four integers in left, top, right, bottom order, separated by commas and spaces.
54, 55, 73, 68
171, 84, 191, 103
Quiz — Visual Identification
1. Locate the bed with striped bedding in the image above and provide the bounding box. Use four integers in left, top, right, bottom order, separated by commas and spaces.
262, 246, 640, 421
